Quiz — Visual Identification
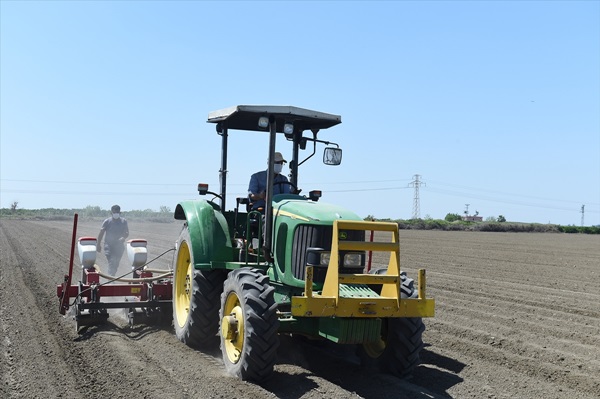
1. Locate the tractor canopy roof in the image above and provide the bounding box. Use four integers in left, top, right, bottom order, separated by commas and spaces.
207, 105, 341, 133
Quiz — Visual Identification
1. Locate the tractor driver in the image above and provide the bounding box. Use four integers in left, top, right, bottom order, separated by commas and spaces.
248, 152, 291, 211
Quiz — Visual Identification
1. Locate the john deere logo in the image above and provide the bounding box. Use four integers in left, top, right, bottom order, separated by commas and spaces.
339, 232, 347, 240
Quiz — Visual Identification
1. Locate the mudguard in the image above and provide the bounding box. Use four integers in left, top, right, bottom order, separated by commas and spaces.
174, 200, 233, 267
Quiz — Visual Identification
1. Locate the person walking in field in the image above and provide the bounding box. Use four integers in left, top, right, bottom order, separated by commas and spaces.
97, 204, 129, 276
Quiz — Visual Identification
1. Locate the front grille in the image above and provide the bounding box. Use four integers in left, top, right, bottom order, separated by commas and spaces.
291, 225, 365, 282
292, 225, 330, 281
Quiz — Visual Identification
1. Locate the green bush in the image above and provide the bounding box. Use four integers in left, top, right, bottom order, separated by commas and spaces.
445, 213, 462, 222
424, 219, 448, 230
558, 225, 600, 234
390, 217, 595, 234
0, 206, 176, 222
2, 208, 597, 234
478, 223, 503, 232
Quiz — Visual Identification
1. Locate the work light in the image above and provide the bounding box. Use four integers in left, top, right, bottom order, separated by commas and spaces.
283, 122, 294, 134
258, 116, 269, 128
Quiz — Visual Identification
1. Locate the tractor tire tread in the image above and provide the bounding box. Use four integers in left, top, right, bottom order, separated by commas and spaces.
220, 268, 279, 382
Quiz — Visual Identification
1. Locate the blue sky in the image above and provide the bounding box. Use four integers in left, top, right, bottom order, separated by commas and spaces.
1, 0, 599, 226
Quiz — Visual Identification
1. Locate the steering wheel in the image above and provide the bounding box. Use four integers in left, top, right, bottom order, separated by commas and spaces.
274, 181, 301, 195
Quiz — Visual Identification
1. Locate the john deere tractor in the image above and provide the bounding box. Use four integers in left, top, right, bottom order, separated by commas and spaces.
172, 105, 435, 382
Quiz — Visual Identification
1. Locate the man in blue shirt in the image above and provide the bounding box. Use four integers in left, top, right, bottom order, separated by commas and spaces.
97, 204, 129, 276
248, 152, 291, 211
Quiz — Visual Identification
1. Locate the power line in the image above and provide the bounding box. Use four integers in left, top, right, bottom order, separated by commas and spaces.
426, 187, 599, 214
323, 186, 411, 193
3, 178, 597, 215
427, 179, 598, 206
1, 179, 190, 187
1, 178, 413, 187
1, 189, 193, 196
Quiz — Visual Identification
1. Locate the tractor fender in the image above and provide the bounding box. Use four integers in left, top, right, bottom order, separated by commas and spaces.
174, 200, 233, 266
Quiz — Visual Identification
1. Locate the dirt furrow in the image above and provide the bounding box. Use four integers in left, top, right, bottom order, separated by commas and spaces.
2, 220, 599, 398
0, 221, 83, 398
424, 324, 600, 398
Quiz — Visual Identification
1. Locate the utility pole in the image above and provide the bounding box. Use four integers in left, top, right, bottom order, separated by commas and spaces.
581, 205, 585, 227
409, 174, 425, 219
464, 204, 470, 217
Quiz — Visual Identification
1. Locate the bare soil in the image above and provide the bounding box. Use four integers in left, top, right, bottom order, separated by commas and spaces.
1, 219, 598, 399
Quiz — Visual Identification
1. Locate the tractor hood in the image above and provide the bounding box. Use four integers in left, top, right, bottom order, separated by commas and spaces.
273, 196, 362, 224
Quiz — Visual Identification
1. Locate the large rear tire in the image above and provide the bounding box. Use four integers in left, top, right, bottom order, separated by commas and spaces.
173, 224, 225, 348
358, 270, 425, 378
220, 268, 279, 382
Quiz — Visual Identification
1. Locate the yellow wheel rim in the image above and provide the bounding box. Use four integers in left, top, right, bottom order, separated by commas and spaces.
221, 292, 244, 364
174, 241, 193, 328
362, 337, 386, 358
363, 320, 388, 358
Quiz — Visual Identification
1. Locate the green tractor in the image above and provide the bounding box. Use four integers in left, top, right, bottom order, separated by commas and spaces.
172, 105, 435, 382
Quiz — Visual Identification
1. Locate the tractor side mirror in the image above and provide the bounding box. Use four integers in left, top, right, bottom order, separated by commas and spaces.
323, 147, 342, 166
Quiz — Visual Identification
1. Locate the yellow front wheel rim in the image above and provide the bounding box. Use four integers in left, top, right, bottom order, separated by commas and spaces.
222, 292, 244, 364
174, 241, 193, 328
362, 338, 386, 358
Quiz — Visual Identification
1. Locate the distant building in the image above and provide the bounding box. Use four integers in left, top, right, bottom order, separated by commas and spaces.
462, 215, 483, 222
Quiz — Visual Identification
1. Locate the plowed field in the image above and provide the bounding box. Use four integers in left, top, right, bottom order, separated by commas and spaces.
1, 219, 598, 398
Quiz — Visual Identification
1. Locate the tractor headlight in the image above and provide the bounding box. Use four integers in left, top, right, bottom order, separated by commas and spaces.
306, 248, 330, 267
306, 249, 363, 268
343, 252, 363, 267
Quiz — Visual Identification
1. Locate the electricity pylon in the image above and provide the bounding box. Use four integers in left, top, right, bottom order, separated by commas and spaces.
409, 174, 425, 219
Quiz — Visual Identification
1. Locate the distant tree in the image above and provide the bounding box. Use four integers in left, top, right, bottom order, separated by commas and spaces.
485, 216, 497, 222
10, 201, 18, 212
445, 213, 462, 222
83, 205, 103, 217
364, 215, 376, 221
159, 205, 171, 213
498, 215, 506, 223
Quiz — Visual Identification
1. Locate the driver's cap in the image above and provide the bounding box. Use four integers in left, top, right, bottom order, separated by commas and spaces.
274, 152, 287, 163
